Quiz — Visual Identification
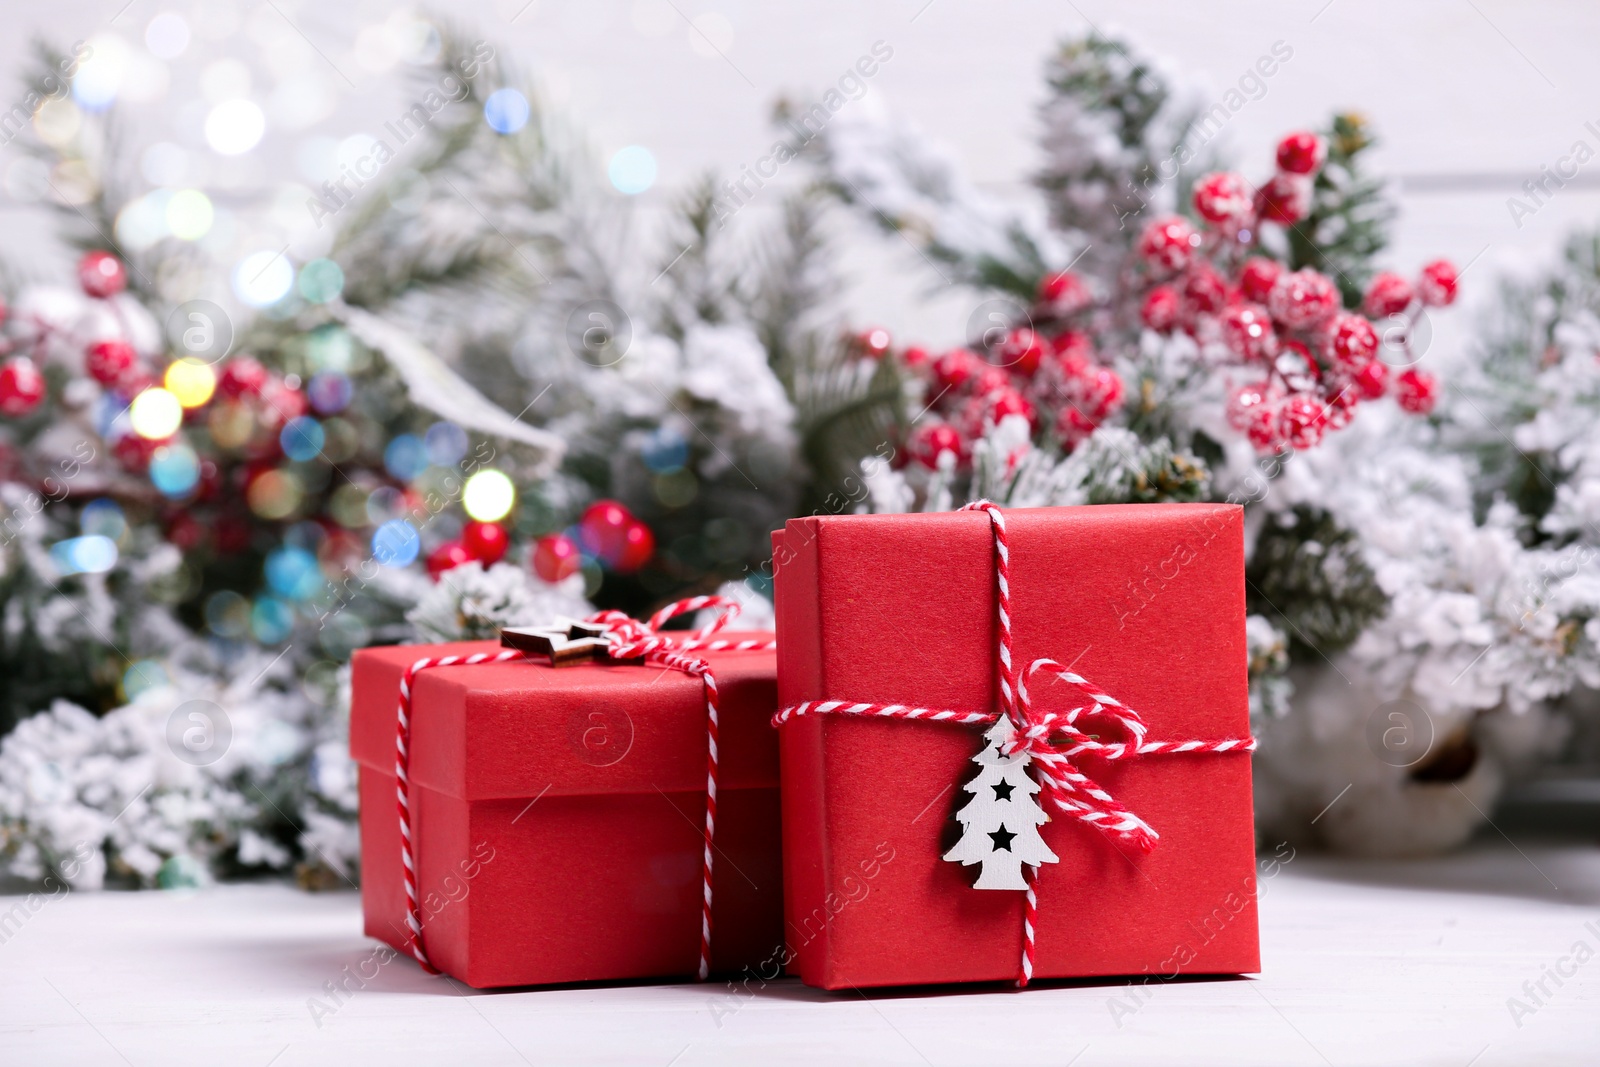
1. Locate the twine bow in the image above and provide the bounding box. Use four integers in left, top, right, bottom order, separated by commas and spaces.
394, 594, 773, 981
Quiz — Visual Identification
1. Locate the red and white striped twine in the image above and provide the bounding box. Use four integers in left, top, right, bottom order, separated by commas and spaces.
772, 500, 1256, 988
394, 596, 773, 980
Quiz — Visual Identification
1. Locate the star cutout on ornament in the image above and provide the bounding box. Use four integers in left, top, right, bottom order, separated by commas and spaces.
501, 618, 612, 666
991, 780, 1015, 802
988, 826, 1016, 852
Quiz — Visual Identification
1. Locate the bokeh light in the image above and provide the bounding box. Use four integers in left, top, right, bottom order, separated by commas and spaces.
205, 99, 265, 155
150, 443, 201, 498
330, 483, 370, 528
306, 325, 353, 372
372, 518, 421, 567
265, 545, 323, 600
483, 88, 529, 134
307, 372, 352, 414
74, 36, 128, 113
365, 485, 405, 525
204, 590, 251, 638
80, 498, 128, 542
130, 388, 183, 439
280, 416, 325, 462
609, 146, 657, 195
247, 469, 303, 520
641, 425, 688, 472
383, 434, 428, 481
250, 597, 294, 644
145, 13, 191, 60
297, 258, 344, 303
208, 401, 255, 449
164, 357, 216, 407
462, 469, 515, 522
122, 659, 169, 700
233, 250, 294, 307
424, 421, 467, 466
50, 535, 119, 575
165, 188, 213, 240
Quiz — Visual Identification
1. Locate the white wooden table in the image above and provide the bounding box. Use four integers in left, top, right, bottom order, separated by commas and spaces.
1, 841, 1596, 1066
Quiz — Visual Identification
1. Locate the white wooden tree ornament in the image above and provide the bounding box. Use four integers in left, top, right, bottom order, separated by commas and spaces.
943, 717, 1058, 890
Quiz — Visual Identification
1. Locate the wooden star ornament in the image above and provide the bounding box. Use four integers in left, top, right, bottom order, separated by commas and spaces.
500, 618, 614, 666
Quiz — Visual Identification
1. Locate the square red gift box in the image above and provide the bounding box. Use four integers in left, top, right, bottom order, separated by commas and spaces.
350, 621, 783, 988
772, 502, 1259, 989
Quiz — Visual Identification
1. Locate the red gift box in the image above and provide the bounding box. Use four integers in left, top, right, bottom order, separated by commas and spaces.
772, 503, 1259, 989
350, 634, 783, 988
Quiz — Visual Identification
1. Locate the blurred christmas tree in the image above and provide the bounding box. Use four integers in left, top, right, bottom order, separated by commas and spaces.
0, 23, 863, 888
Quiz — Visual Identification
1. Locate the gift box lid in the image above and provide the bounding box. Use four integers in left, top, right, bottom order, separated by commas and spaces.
350, 636, 778, 800
774, 504, 1248, 738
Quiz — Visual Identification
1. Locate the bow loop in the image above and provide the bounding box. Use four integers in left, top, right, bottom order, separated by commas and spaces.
587, 595, 742, 659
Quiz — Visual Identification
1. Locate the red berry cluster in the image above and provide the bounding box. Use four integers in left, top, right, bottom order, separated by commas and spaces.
1134, 131, 1454, 452
0, 251, 139, 418
859, 268, 1126, 472
428, 498, 656, 585
894, 316, 1125, 470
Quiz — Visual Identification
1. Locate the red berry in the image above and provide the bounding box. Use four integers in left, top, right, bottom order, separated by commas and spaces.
1321, 313, 1379, 370
214, 514, 252, 555
1269, 269, 1341, 329
1363, 272, 1415, 318
1279, 394, 1327, 450
461, 521, 510, 565
1354, 359, 1389, 399
985, 387, 1036, 430
967, 366, 1011, 400
259, 384, 307, 429
1037, 270, 1091, 315
1275, 132, 1326, 175
1140, 286, 1180, 332
901, 345, 931, 368
1417, 260, 1459, 308
933, 349, 980, 393
426, 540, 474, 580
1056, 406, 1098, 448
857, 327, 892, 359
0, 357, 46, 416
1192, 172, 1255, 230
1245, 403, 1284, 452
1182, 265, 1230, 317
1221, 304, 1278, 363
1049, 330, 1092, 361
1256, 173, 1311, 225
579, 499, 633, 563
997, 328, 1047, 376
532, 532, 582, 582
1273, 340, 1321, 390
1227, 381, 1273, 431
1079, 366, 1125, 420
218, 356, 269, 399
1137, 216, 1198, 274
909, 422, 965, 470
613, 520, 655, 574
86, 340, 137, 387
1395, 368, 1439, 413
113, 433, 161, 472
1239, 258, 1283, 304
77, 251, 128, 299
1323, 379, 1360, 429
166, 513, 207, 552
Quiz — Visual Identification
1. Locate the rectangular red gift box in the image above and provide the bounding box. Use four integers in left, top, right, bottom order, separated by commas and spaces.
772, 504, 1260, 989
350, 636, 783, 988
